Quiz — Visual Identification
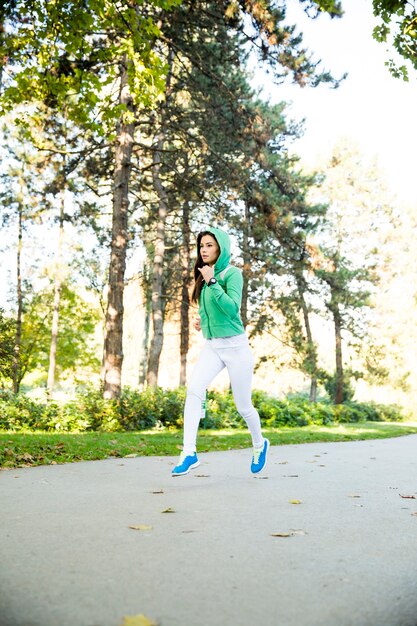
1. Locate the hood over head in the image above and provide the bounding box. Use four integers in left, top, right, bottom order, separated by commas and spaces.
197, 227, 231, 274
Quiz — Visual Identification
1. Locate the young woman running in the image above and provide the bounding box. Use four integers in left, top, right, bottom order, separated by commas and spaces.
172, 227, 269, 476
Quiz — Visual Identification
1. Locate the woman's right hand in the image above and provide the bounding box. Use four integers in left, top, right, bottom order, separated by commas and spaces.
193, 316, 201, 331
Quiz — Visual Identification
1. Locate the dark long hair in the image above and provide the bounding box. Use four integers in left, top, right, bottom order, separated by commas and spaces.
191, 231, 220, 303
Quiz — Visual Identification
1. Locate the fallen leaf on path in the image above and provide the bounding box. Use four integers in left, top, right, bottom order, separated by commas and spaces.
319, 465, 326, 467
128, 525, 153, 531
254, 476, 269, 479
289, 499, 302, 505
124, 454, 137, 458
271, 529, 307, 537
306, 460, 316, 463
348, 494, 361, 498
151, 489, 164, 494
182, 530, 197, 533
278, 461, 288, 465
161, 507, 175, 513
283, 475, 299, 478
411, 512, 417, 517
120, 614, 159, 626
314, 455, 321, 457
194, 474, 210, 478
399, 494, 417, 499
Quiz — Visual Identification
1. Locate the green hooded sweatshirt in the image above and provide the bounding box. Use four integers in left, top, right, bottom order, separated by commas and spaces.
198, 227, 245, 339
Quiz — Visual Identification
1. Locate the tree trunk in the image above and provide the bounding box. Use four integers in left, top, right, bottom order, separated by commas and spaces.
103, 57, 135, 399
241, 200, 250, 328
332, 300, 344, 405
146, 130, 168, 387
46, 174, 65, 397
138, 278, 151, 387
179, 200, 191, 386
146, 47, 175, 387
295, 275, 318, 402
12, 188, 23, 394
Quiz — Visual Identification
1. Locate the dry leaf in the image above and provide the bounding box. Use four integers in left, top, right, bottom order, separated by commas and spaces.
176, 444, 183, 450
289, 499, 302, 505
348, 494, 361, 498
411, 512, 417, 517
278, 461, 288, 465
399, 494, 417, 499
283, 474, 299, 478
121, 614, 159, 626
124, 454, 137, 458
128, 525, 153, 531
151, 489, 164, 494
182, 530, 197, 533
271, 529, 307, 537
194, 474, 210, 478
254, 476, 269, 479
161, 507, 175, 513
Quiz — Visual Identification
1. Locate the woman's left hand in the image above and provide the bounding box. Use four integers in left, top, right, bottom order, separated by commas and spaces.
198, 265, 214, 283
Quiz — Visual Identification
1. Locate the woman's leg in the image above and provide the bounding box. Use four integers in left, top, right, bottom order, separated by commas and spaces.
222, 341, 264, 448
182, 342, 225, 455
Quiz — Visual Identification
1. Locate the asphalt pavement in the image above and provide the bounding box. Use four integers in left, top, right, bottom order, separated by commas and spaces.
1, 434, 417, 626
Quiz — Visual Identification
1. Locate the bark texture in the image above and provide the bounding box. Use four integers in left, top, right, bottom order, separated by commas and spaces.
46, 180, 65, 397
296, 274, 318, 402
179, 201, 191, 386
240, 200, 250, 328
12, 184, 23, 394
146, 129, 168, 387
332, 296, 344, 405
103, 58, 135, 399
146, 47, 175, 387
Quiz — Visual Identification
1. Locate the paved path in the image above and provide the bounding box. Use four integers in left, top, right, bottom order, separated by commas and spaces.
1, 435, 417, 626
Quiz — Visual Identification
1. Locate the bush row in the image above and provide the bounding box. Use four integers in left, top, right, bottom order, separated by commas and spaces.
0, 387, 405, 433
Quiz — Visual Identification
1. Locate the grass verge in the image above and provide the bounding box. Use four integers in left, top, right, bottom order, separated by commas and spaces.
1, 422, 417, 469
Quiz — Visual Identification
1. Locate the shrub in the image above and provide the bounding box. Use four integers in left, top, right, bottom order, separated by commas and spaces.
0, 386, 406, 432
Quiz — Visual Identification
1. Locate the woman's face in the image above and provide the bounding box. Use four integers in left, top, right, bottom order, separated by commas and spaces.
200, 234, 220, 267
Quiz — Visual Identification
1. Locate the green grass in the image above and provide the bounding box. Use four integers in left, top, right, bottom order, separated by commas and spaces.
2, 421, 417, 469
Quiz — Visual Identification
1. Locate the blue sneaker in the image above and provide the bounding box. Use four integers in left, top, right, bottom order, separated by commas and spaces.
251, 439, 270, 474
172, 452, 200, 476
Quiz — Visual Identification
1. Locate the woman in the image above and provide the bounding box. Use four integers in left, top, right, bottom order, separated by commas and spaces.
172, 227, 269, 476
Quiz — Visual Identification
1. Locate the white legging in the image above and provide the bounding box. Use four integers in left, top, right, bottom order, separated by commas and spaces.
183, 333, 264, 454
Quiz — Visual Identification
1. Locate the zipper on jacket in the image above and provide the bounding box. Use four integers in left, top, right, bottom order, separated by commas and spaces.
202, 284, 211, 337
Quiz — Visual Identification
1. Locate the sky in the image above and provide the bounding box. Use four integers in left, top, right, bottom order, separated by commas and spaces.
252, 0, 417, 204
